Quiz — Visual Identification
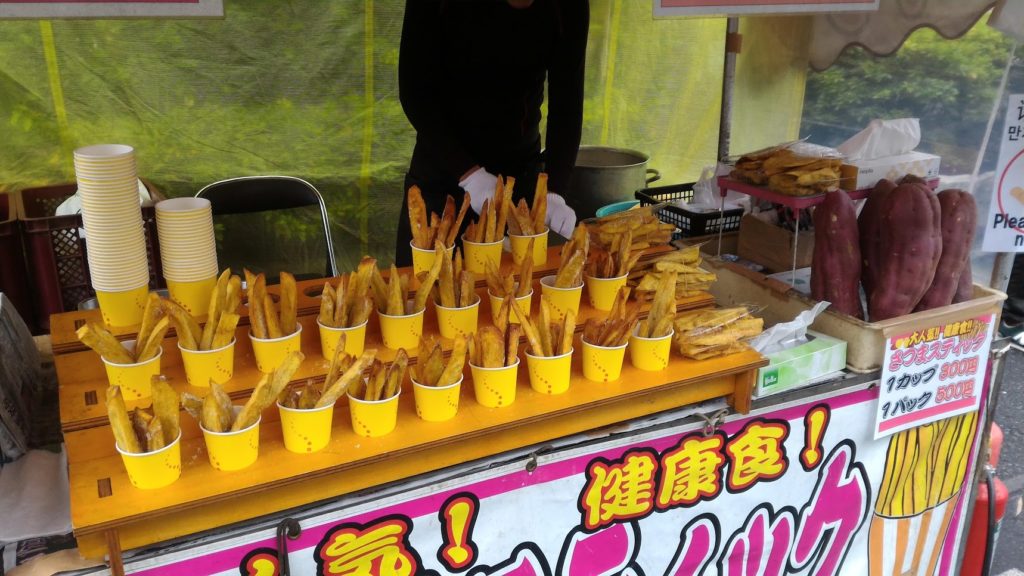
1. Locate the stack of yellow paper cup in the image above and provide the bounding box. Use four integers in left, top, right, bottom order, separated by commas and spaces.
74, 144, 151, 327
155, 198, 219, 316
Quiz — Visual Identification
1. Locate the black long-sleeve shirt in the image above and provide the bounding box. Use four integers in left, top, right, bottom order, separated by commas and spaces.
398, 0, 589, 195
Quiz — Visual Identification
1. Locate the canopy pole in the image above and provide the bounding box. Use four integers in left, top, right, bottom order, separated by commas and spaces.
717, 17, 740, 163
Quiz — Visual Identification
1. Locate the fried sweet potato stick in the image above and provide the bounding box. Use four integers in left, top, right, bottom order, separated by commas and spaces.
107, 386, 141, 453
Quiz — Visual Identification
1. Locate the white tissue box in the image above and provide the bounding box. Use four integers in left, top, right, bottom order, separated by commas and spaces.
754, 330, 847, 398
839, 151, 940, 190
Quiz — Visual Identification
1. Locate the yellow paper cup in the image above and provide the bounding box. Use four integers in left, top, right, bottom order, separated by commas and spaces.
202, 411, 260, 472
526, 348, 573, 395
277, 402, 334, 454
166, 276, 217, 318
509, 228, 548, 266
410, 240, 454, 279
413, 376, 462, 422
435, 296, 480, 340
318, 319, 367, 360
471, 359, 520, 408
349, 391, 400, 437
95, 285, 149, 328
582, 339, 628, 383
585, 274, 629, 312
178, 339, 235, 387
117, 432, 182, 490
102, 339, 161, 400
249, 324, 303, 373
630, 328, 674, 372
462, 235, 503, 275
378, 307, 425, 351
540, 275, 583, 323
488, 288, 533, 325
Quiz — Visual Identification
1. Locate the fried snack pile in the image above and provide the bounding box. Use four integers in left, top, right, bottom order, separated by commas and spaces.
469, 293, 521, 369
319, 259, 375, 329
275, 333, 379, 409
107, 380, 180, 453
436, 247, 476, 308
582, 287, 639, 347
244, 270, 298, 340
515, 298, 575, 357
485, 244, 533, 300
347, 349, 409, 402
183, 351, 305, 432
673, 307, 764, 360
413, 335, 467, 387
585, 205, 674, 251
629, 245, 717, 301
553, 224, 589, 288
636, 272, 676, 339
408, 186, 470, 250
586, 228, 642, 280
507, 173, 548, 236
730, 145, 842, 197
465, 177, 512, 243
372, 247, 443, 316
78, 319, 166, 366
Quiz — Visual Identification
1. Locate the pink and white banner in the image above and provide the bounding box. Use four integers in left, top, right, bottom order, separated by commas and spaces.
115, 383, 983, 576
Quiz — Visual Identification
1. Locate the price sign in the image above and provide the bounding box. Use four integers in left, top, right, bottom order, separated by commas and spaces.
983, 93, 1024, 252
874, 314, 994, 439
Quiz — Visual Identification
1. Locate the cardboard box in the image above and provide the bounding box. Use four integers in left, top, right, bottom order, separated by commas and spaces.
840, 150, 940, 190
755, 330, 847, 397
766, 267, 812, 295
737, 214, 814, 273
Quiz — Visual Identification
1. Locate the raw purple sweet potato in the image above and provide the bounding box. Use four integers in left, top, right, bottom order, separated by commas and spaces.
811, 190, 863, 319
954, 261, 974, 303
869, 182, 942, 321
859, 179, 896, 297
916, 189, 977, 311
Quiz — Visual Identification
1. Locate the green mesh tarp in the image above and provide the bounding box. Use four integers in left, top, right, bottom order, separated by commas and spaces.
0, 1, 807, 271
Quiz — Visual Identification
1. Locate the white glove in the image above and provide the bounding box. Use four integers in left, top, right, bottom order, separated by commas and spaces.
459, 167, 498, 215
546, 193, 577, 238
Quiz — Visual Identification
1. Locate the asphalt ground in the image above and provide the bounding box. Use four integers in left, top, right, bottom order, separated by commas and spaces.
990, 347, 1024, 574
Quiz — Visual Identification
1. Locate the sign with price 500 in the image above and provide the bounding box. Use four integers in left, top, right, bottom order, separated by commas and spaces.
874, 314, 994, 439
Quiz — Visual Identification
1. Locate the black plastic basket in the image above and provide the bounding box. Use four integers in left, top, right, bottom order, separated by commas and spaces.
635, 183, 743, 237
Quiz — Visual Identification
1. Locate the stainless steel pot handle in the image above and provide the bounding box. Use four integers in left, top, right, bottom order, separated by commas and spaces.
645, 168, 661, 184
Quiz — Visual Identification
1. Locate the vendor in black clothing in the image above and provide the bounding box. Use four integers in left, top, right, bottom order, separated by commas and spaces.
396, 0, 589, 266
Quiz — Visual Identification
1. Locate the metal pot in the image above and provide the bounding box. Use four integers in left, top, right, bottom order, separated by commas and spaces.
568, 146, 660, 220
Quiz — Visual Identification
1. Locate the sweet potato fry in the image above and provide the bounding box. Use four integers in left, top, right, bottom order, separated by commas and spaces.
386, 264, 405, 315
181, 393, 203, 423
413, 242, 445, 313
251, 273, 269, 339
77, 323, 133, 364
233, 351, 304, 431
151, 379, 180, 444
408, 185, 429, 249
484, 196, 497, 243
383, 349, 408, 399
136, 316, 170, 362
135, 293, 163, 357
480, 326, 506, 368
279, 272, 297, 336
538, 297, 554, 356
560, 308, 576, 355
317, 349, 377, 408
202, 382, 234, 433
506, 324, 521, 366
512, 298, 544, 357
211, 312, 240, 349
554, 250, 584, 288
438, 336, 467, 386
319, 283, 336, 327
263, 294, 283, 339
107, 386, 141, 453
334, 277, 348, 327
532, 173, 548, 233
145, 417, 165, 452
449, 193, 471, 248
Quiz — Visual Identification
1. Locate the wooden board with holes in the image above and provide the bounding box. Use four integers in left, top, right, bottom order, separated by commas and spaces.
57, 282, 714, 431
67, 344, 764, 558
48, 245, 676, 354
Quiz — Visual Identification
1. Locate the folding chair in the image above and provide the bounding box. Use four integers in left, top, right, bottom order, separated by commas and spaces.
196, 176, 338, 281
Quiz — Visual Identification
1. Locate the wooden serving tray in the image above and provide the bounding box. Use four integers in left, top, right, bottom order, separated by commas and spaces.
57, 278, 713, 432
67, 344, 764, 559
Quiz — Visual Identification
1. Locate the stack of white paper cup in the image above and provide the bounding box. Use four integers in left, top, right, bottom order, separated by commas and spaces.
74, 144, 150, 327
155, 197, 219, 316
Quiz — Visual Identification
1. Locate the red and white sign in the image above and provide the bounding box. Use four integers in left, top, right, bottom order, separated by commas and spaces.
0, 0, 222, 19
654, 0, 878, 17
874, 314, 993, 438
983, 93, 1024, 252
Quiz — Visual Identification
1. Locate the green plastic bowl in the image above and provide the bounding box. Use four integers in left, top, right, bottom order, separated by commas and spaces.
595, 200, 639, 218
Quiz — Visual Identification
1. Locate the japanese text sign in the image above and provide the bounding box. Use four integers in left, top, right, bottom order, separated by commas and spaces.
0, 1, 222, 19
119, 384, 983, 576
983, 93, 1024, 252
654, 0, 878, 17
874, 314, 993, 438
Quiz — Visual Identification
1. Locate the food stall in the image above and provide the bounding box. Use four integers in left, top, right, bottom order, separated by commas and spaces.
0, 2, 1021, 576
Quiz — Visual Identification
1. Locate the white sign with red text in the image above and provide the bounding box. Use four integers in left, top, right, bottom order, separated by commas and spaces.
874, 314, 993, 439
984, 93, 1024, 252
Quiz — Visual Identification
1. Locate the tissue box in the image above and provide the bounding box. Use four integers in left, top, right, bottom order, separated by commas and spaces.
839, 151, 940, 190
755, 330, 847, 398
737, 215, 814, 273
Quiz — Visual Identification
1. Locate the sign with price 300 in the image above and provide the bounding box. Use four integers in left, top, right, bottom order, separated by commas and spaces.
873, 314, 994, 439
